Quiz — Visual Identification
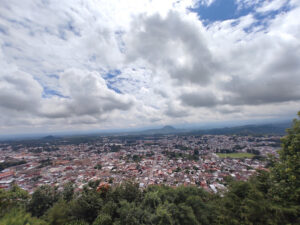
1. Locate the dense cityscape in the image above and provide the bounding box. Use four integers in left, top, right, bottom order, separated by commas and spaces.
0, 134, 280, 193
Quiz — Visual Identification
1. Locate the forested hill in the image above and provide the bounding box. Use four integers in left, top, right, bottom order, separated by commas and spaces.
122, 121, 291, 136
0, 113, 299, 225
189, 121, 292, 136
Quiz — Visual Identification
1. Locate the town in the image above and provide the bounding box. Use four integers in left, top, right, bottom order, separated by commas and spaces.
0, 134, 281, 194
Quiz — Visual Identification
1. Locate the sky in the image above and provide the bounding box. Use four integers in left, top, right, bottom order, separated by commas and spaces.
0, 0, 299, 135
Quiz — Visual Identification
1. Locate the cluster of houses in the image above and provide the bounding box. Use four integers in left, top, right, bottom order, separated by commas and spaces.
0, 135, 280, 193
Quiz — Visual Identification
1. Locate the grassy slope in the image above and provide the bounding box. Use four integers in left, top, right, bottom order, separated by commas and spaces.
216, 152, 255, 158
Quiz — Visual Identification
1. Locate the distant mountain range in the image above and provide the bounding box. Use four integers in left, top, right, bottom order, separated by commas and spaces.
132, 125, 180, 135
43, 135, 58, 140
111, 121, 291, 136
0, 121, 292, 142
187, 122, 291, 136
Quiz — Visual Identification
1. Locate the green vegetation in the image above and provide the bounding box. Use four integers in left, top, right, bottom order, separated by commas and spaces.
0, 208, 47, 225
110, 145, 121, 152
174, 144, 189, 151
162, 149, 199, 161
0, 112, 299, 225
132, 154, 141, 162
38, 158, 52, 168
0, 160, 26, 171
94, 164, 102, 170
189, 122, 291, 136
217, 152, 255, 158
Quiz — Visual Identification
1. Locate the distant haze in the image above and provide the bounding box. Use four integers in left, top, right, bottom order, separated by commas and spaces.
0, 119, 292, 141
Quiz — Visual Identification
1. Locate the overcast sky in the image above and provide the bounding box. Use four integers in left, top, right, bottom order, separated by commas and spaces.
0, 0, 299, 134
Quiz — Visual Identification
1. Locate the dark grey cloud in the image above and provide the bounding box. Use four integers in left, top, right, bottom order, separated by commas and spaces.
180, 71, 300, 109
180, 92, 219, 107
216, 106, 242, 114
178, 12, 300, 110
165, 106, 189, 118
221, 43, 300, 106
222, 75, 300, 106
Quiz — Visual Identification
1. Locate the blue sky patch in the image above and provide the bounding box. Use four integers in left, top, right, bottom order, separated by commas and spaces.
190, 0, 292, 30
190, 0, 255, 24
42, 86, 68, 98
104, 69, 121, 79
107, 83, 122, 94
245, 1, 292, 33
104, 70, 123, 94
115, 30, 126, 53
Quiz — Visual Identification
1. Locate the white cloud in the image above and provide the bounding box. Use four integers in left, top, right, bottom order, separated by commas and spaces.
0, 0, 299, 133
125, 11, 216, 85
198, 0, 216, 7
256, 0, 289, 13
0, 71, 42, 113
39, 69, 134, 119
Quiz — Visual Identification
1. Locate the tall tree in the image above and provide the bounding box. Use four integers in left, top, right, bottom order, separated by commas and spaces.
27, 185, 60, 217
0, 184, 29, 217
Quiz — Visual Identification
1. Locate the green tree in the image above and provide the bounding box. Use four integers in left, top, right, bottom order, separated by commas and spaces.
217, 180, 275, 225
186, 195, 216, 225
0, 185, 30, 217
65, 220, 88, 225
156, 203, 174, 225
27, 185, 60, 217
70, 188, 103, 223
62, 182, 74, 202
0, 184, 29, 217
267, 112, 300, 223
217, 112, 300, 225
0, 208, 47, 225
101, 201, 118, 218
44, 199, 72, 225
92, 213, 112, 225
116, 200, 146, 225
109, 181, 141, 203
271, 112, 300, 202
94, 164, 102, 170
142, 190, 161, 211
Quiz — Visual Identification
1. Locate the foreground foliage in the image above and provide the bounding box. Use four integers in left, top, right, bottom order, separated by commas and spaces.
1, 112, 299, 225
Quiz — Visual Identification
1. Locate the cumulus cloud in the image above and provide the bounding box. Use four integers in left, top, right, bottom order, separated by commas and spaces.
39, 69, 133, 119
221, 65, 300, 106
0, 0, 299, 133
256, 0, 289, 13
0, 61, 135, 129
165, 102, 190, 118
180, 92, 219, 107
177, 1, 300, 111
197, 0, 216, 7
125, 11, 217, 85
0, 72, 42, 113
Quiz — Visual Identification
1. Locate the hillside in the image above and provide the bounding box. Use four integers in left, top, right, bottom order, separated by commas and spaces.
189, 122, 291, 136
